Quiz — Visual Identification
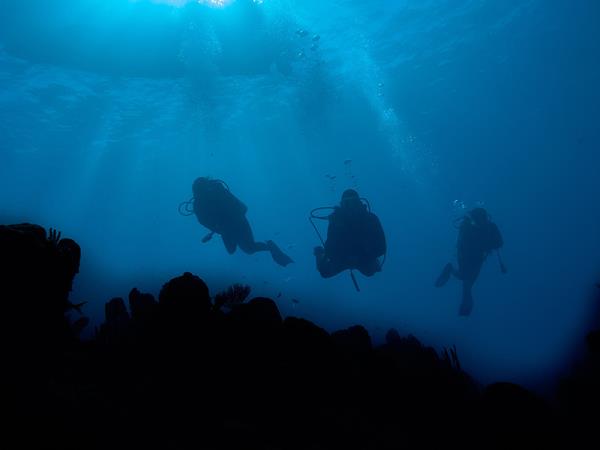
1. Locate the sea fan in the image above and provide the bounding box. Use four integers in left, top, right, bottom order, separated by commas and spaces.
441, 345, 461, 371
214, 284, 251, 311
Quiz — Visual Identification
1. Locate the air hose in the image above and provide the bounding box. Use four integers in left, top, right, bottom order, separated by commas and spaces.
178, 198, 195, 216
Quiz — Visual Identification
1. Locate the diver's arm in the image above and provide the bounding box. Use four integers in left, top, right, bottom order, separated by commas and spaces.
496, 249, 508, 274
201, 231, 215, 243
492, 223, 504, 249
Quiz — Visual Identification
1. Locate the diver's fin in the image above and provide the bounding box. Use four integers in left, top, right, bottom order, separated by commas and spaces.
266, 240, 294, 267
435, 263, 453, 288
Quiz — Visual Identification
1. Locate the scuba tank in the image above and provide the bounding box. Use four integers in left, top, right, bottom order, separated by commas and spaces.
179, 178, 247, 243
179, 178, 247, 217
309, 197, 385, 292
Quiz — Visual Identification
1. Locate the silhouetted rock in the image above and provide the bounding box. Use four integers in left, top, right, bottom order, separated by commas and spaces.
100, 297, 130, 344
0, 223, 82, 349
587, 329, 600, 354
283, 316, 331, 352
332, 325, 372, 354
158, 271, 211, 318
555, 281, 600, 447
3, 226, 595, 449
385, 328, 402, 345
128, 287, 158, 322
228, 297, 282, 325
380, 329, 440, 371
71, 316, 90, 336
105, 297, 129, 323
55, 237, 81, 296
481, 382, 556, 446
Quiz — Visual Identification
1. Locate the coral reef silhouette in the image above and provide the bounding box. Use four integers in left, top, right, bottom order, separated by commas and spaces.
1, 223, 597, 449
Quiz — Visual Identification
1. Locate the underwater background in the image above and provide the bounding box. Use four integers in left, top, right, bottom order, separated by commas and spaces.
0, 0, 599, 392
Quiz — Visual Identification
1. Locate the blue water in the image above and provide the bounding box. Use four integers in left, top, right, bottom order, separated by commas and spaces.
1, 0, 599, 391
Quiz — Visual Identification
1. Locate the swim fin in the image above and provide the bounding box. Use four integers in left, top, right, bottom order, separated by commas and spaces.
266, 240, 294, 267
435, 263, 453, 287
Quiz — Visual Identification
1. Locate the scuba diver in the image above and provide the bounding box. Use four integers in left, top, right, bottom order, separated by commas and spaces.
182, 177, 293, 267
435, 207, 506, 316
311, 189, 386, 288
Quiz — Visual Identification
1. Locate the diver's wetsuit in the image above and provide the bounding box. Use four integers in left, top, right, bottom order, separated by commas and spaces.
437, 216, 503, 315
192, 178, 292, 267
316, 204, 386, 278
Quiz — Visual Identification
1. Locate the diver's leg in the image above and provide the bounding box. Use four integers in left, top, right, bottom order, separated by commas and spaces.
233, 217, 292, 266
235, 217, 270, 254
456, 255, 484, 281
358, 258, 381, 277
315, 249, 346, 278
239, 241, 270, 254
222, 234, 238, 255
458, 260, 483, 316
459, 280, 475, 316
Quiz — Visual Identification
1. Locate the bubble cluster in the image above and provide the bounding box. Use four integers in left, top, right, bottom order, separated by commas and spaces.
452, 199, 466, 211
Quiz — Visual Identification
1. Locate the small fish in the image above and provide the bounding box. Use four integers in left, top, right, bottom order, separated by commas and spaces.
312, 34, 320, 42
69, 301, 87, 314
277, 292, 282, 298
344, 159, 352, 165
72, 317, 89, 335
296, 29, 308, 37
291, 299, 300, 304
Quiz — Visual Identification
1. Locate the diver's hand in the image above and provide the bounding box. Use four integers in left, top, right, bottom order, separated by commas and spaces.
48, 228, 62, 247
